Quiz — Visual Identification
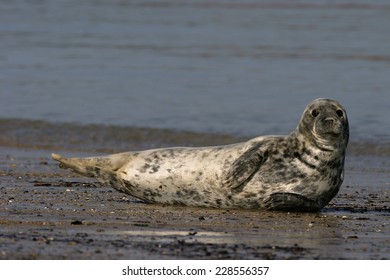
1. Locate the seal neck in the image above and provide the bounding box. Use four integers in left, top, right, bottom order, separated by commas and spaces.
292, 130, 345, 158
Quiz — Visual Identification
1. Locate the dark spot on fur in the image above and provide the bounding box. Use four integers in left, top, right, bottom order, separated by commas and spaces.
244, 192, 255, 198
167, 176, 174, 182
85, 166, 104, 177
172, 200, 186, 206
250, 200, 261, 208
276, 171, 286, 177
293, 151, 317, 169
293, 185, 306, 192
138, 163, 151, 173
290, 178, 298, 184
298, 173, 306, 179
274, 157, 283, 164
142, 189, 162, 202
261, 185, 269, 191
302, 147, 311, 156
149, 165, 160, 174
176, 189, 202, 201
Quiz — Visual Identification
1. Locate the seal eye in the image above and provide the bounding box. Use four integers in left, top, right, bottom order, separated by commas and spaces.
311, 109, 319, 118
336, 109, 344, 118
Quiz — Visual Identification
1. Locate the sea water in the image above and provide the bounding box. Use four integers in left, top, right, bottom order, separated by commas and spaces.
1, 0, 390, 142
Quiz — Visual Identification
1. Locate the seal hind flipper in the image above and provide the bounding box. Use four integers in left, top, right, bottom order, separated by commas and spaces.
52, 153, 132, 194
223, 144, 265, 193
51, 152, 135, 176
52, 153, 95, 176
263, 192, 321, 212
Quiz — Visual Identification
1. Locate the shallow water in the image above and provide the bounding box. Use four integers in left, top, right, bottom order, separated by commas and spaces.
2, 0, 390, 142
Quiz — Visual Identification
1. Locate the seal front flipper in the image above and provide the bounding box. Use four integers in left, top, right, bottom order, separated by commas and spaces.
223, 144, 265, 193
263, 193, 321, 212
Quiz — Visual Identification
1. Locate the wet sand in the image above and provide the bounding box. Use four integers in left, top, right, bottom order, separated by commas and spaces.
0, 119, 389, 259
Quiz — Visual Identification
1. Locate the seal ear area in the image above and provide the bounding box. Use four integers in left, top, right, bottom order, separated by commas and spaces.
263, 192, 322, 212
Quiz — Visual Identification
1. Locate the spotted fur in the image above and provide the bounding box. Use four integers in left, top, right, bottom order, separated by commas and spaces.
52, 98, 349, 212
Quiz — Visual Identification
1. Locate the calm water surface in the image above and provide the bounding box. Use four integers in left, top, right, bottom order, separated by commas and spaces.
1, 0, 390, 142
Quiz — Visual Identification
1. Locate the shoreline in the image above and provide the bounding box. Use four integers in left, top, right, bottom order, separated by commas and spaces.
0, 118, 389, 259
2, 117, 390, 156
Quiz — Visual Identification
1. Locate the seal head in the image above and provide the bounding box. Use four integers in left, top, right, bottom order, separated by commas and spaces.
297, 98, 349, 152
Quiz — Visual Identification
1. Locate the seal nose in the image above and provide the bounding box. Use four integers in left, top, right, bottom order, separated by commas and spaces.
323, 117, 342, 133
324, 117, 335, 126
323, 117, 339, 131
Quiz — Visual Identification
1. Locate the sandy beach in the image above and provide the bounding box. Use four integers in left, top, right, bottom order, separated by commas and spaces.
0, 119, 389, 259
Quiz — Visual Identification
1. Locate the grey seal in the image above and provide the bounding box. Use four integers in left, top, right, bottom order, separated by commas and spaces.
52, 98, 349, 212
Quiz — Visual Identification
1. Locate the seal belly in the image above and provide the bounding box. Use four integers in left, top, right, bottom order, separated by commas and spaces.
117, 145, 243, 206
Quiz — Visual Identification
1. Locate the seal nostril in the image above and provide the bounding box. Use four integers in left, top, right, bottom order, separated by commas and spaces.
325, 118, 334, 124
324, 118, 336, 129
